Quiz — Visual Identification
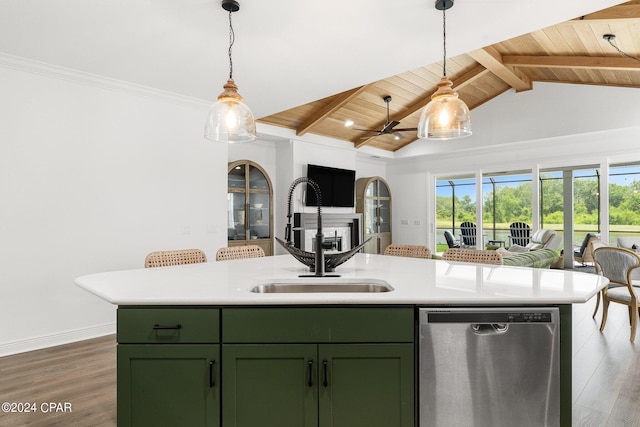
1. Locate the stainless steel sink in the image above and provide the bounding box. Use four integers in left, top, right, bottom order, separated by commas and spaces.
250, 280, 393, 293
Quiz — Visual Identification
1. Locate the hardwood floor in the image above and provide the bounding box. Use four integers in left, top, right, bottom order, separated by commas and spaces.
0, 298, 638, 426
0, 335, 116, 426
572, 298, 640, 427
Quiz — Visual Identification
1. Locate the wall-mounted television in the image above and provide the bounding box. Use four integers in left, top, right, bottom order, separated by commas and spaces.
305, 164, 356, 207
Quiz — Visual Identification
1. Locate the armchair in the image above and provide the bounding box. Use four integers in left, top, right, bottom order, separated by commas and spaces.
443, 230, 460, 248
573, 233, 601, 266
508, 222, 531, 247
459, 222, 478, 248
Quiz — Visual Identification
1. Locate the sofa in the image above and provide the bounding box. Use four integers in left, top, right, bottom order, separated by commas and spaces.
616, 237, 640, 251
501, 249, 560, 269
506, 229, 562, 252
616, 237, 640, 279
440, 248, 559, 269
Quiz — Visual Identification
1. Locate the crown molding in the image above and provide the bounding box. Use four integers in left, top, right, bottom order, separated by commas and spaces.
0, 52, 210, 108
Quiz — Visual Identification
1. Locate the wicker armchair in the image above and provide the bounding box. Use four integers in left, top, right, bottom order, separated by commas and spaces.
216, 245, 265, 261
383, 244, 431, 259
442, 248, 503, 265
144, 248, 207, 268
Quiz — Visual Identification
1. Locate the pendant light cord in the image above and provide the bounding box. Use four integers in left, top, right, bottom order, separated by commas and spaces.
604, 36, 640, 62
442, 6, 447, 78
228, 10, 235, 79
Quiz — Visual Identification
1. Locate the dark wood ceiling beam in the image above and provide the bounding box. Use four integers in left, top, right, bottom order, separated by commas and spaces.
469, 47, 532, 92
574, 3, 640, 21
354, 65, 488, 149
503, 55, 640, 71
295, 85, 370, 136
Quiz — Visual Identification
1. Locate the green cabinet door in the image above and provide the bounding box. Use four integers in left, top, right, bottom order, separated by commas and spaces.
222, 344, 318, 427
318, 344, 414, 427
222, 343, 414, 427
118, 344, 220, 427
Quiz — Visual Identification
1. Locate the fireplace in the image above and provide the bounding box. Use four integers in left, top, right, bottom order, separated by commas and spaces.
293, 213, 363, 253
303, 227, 347, 253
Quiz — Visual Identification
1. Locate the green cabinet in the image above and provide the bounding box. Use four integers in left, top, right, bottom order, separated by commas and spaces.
118, 344, 220, 427
318, 344, 414, 427
117, 306, 414, 427
221, 307, 414, 427
222, 343, 413, 427
222, 344, 318, 427
117, 307, 221, 427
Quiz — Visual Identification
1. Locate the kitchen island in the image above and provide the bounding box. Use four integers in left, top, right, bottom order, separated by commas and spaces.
76, 253, 608, 427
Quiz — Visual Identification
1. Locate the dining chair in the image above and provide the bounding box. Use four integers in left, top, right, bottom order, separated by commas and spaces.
216, 244, 265, 261
442, 248, 503, 265
592, 246, 640, 342
590, 240, 608, 318
384, 244, 431, 259
144, 248, 207, 268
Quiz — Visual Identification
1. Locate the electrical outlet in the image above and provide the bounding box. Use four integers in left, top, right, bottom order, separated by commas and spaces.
414, 220, 421, 225
401, 219, 409, 225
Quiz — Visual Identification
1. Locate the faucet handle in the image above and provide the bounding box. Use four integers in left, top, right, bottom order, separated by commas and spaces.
284, 223, 292, 244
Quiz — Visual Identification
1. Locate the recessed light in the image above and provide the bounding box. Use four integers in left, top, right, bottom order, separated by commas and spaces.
344, 120, 354, 127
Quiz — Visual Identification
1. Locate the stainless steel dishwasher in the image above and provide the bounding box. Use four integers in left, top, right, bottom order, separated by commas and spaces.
419, 307, 560, 427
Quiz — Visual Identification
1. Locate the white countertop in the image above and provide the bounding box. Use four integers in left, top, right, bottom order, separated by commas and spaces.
75, 254, 608, 306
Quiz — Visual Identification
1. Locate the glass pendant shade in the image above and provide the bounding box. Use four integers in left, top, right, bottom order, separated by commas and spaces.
205, 78, 256, 143
417, 77, 472, 140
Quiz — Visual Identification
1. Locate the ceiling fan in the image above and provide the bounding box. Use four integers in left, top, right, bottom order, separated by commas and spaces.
352, 96, 417, 140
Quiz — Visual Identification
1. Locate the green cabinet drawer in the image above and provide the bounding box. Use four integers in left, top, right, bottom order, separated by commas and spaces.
222, 307, 414, 343
118, 307, 220, 343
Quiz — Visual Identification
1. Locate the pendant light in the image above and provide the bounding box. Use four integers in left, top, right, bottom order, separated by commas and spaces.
417, 0, 472, 140
204, 0, 256, 143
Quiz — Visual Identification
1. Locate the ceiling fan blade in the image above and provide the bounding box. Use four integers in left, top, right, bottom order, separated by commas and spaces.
392, 127, 418, 132
352, 128, 381, 133
381, 120, 401, 133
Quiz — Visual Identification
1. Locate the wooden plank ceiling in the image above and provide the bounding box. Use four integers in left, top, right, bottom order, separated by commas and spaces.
258, 1, 640, 152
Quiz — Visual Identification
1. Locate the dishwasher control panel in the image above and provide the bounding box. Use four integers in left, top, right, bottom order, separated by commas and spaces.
426, 310, 555, 324
507, 312, 552, 322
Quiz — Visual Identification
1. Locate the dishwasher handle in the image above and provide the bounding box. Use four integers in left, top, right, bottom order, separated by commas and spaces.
470, 323, 509, 335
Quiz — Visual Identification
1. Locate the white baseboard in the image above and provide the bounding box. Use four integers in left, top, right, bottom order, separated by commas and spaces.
0, 323, 116, 357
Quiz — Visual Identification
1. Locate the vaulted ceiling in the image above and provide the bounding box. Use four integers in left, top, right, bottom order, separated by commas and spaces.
258, 1, 640, 152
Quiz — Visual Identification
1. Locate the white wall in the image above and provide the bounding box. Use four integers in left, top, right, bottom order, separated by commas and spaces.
385, 171, 430, 247
0, 60, 227, 355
